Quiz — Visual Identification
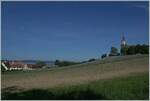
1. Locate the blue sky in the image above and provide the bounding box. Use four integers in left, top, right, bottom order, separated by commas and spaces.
2, 1, 149, 61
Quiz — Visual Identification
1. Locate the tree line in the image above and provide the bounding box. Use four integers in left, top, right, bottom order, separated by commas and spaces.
55, 44, 149, 67
54, 58, 97, 67
55, 60, 79, 67
101, 44, 149, 59
121, 44, 149, 55
2, 44, 148, 70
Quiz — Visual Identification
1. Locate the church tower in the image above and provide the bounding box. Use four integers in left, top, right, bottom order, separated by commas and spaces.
120, 34, 127, 55
121, 34, 126, 47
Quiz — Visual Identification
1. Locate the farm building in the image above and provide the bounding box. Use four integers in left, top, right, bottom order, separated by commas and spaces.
1, 60, 32, 71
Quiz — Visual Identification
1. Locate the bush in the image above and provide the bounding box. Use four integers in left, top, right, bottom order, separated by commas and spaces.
110, 47, 118, 55
35, 61, 46, 68
101, 54, 107, 59
88, 58, 96, 62
55, 60, 78, 67
55, 60, 60, 66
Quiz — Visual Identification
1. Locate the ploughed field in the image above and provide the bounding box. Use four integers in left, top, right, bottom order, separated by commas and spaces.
1, 55, 149, 100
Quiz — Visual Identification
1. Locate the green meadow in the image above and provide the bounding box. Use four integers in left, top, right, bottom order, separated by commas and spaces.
1, 55, 149, 100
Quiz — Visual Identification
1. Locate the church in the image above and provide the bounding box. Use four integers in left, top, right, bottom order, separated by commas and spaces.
120, 34, 127, 55
121, 34, 126, 47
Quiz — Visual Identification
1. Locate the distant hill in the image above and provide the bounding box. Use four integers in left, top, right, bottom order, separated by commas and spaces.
22, 60, 54, 65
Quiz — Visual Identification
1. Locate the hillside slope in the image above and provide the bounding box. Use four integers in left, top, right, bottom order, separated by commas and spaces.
2, 55, 149, 90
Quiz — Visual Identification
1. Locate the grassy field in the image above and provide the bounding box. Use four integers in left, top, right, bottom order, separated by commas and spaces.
1, 55, 149, 100
2, 72, 149, 100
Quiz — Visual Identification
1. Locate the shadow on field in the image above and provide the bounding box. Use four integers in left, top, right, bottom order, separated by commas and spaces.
2, 86, 108, 100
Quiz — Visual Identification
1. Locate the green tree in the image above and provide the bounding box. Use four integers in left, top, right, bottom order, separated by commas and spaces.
55, 60, 60, 65
35, 61, 46, 68
88, 58, 96, 62
141, 44, 149, 54
135, 44, 141, 54
120, 45, 129, 55
127, 45, 136, 55
110, 47, 118, 55
101, 54, 107, 59
121, 44, 149, 55
55, 60, 78, 67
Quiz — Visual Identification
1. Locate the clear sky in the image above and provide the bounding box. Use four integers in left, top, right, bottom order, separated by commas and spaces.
1, 1, 149, 61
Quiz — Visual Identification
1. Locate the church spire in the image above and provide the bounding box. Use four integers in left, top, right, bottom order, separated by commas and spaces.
121, 33, 126, 46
